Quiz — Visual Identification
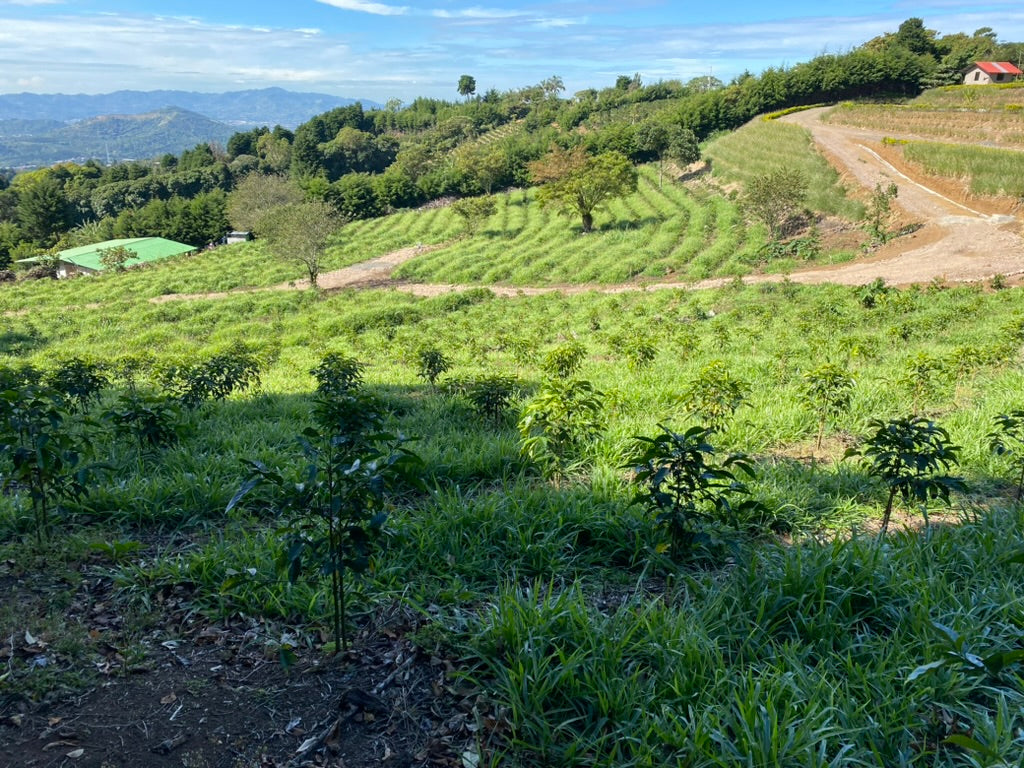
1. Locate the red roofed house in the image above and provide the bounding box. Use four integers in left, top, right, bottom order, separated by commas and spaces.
962, 61, 1023, 85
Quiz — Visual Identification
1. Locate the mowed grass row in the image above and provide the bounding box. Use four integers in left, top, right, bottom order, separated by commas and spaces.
826, 102, 1024, 145
394, 165, 770, 285
900, 140, 1024, 197
703, 116, 865, 221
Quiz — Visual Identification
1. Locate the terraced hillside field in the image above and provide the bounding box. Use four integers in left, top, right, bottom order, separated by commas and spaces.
389, 165, 766, 284
826, 87, 1024, 146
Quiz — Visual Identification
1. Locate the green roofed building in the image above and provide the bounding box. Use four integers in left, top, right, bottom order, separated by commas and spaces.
18, 237, 195, 278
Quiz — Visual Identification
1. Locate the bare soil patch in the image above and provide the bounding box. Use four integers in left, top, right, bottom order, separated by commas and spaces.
0, 556, 491, 768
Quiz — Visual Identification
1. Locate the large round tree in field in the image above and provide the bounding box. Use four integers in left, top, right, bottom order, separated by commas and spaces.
528, 145, 638, 233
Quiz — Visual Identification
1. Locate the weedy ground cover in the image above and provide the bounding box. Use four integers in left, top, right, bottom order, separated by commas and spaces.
3, 276, 1024, 765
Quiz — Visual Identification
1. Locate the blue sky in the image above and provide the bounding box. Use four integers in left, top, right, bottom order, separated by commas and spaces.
1, 0, 1024, 101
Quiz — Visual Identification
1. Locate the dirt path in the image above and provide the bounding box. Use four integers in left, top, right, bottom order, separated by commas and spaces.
149, 245, 440, 303
148, 108, 1024, 305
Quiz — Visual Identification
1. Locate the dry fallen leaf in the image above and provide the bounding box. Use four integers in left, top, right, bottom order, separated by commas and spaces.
66, 749, 85, 759
161, 692, 177, 705
42, 740, 76, 751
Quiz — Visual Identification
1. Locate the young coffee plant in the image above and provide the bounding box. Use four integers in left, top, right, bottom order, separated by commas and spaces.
801, 363, 854, 449
228, 427, 421, 653
518, 378, 603, 480
160, 343, 263, 408
310, 355, 385, 441
989, 410, 1024, 500
846, 417, 966, 534
449, 375, 519, 426
0, 384, 95, 543
856, 277, 890, 309
45, 357, 108, 414
898, 352, 947, 414
628, 424, 760, 559
681, 360, 749, 433
415, 347, 451, 388
103, 390, 182, 454
312, 353, 364, 397
607, 328, 658, 372
540, 340, 586, 380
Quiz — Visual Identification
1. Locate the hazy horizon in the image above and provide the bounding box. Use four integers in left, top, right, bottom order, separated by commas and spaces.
2, 1, 1024, 103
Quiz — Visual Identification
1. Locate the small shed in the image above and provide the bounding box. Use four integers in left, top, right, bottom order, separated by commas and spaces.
224, 231, 254, 244
17, 237, 195, 278
962, 61, 1023, 85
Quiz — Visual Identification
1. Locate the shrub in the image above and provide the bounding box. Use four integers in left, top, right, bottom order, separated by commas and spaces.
518, 378, 603, 479
846, 417, 966, 534
681, 360, 749, 433
415, 347, 451, 387
801, 363, 854, 449
449, 374, 519, 426
628, 424, 760, 559
540, 340, 586, 379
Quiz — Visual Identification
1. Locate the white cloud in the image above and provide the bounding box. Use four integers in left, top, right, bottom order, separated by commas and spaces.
532, 17, 584, 29
4, 5, 1024, 102
315, 0, 408, 15
0, 0, 63, 5
432, 6, 522, 19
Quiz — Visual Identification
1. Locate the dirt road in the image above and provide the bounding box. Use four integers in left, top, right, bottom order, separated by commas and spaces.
149, 107, 1024, 304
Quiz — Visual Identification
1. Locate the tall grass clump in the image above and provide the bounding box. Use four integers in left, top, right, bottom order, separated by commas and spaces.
902, 141, 1024, 197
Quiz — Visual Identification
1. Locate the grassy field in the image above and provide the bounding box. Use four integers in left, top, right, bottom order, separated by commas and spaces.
393, 166, 770, 284
4, 263, 1024, 763
827, 100, 1024, 145
704, 117, 865, 221
898, 140, 1024, 197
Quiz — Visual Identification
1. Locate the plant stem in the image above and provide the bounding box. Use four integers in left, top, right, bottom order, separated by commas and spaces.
879, 487, 897, 536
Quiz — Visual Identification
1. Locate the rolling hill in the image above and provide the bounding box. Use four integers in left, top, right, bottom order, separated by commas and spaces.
0, 87, 379, 127
0, 107, 238, 167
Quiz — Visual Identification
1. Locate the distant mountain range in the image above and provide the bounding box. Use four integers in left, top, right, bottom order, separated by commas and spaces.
0, 87, 381, 169
0, 108, 238, 168
0, 87, 379, 127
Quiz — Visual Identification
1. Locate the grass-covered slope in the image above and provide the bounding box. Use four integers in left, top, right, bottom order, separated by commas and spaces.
394, 166, 766, 284
899, 140, 1024, 198
4, 274, 1024, 764
704, 117, 865, 221
826, 84, 1024, 146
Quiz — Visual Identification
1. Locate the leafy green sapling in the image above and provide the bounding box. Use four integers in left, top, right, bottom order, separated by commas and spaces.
989, 410, 1024, 500
801, 363, 854, 449
628, 424, 761, 559
846, 417, 966, 534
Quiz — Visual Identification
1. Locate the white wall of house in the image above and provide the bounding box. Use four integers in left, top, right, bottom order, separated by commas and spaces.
963, 66, 1018, 85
